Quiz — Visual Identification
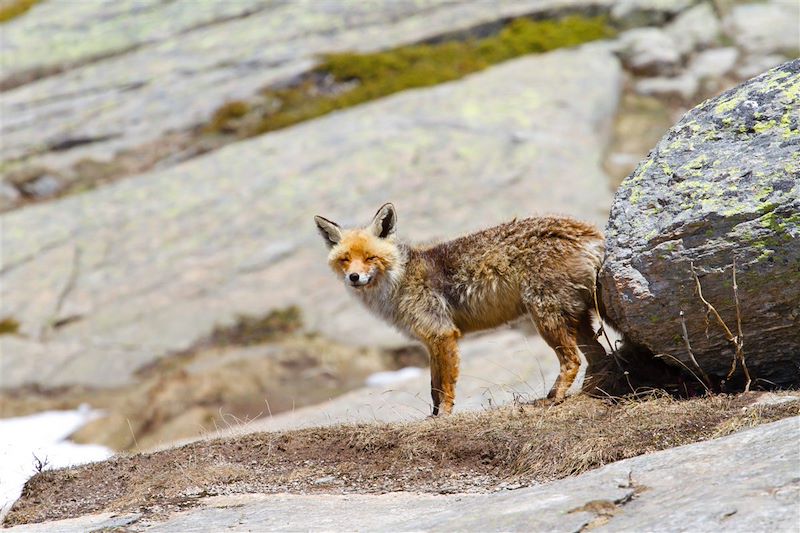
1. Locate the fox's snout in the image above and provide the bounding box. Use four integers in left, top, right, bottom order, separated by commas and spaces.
347, 271, 372, 287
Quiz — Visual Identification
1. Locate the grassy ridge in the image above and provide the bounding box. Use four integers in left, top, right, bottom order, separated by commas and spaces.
6, 393, 797, 526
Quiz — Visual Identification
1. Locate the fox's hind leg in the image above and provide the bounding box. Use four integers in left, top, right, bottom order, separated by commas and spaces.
529, 312, 582, 401
423, 330, 461, 416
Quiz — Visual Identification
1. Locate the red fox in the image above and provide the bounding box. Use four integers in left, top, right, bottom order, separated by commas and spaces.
315, 203, 610, 415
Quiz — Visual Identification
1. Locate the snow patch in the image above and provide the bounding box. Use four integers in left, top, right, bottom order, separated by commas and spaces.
0, 406, 113, 520
365, 367, 424, 387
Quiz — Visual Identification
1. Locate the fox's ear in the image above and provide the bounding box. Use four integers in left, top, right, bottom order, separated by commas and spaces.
314, 215, 342, 248
370, 203, 396, 239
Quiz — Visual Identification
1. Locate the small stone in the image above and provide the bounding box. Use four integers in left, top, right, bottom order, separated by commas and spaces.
688, 47, 739, 80
735, 54, 788, 80
635, 73, 699, 100
666, 3, 722, 55
0, 181, 21, 209
617, 28, 682, 75
20, 175, 64, 199
611, 0, 694, 28
723, 2, 800, 55
313, 476, 336, 485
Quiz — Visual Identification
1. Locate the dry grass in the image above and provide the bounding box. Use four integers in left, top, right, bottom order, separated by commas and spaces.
5, 392, 798, 526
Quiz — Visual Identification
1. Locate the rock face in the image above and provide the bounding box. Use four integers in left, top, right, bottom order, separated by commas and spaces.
1, 0, 617, 180
600, 60, 800, 387
0, 45, 620, 388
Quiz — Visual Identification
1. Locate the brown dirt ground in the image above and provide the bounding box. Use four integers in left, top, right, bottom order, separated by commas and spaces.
5, 391, 798, 526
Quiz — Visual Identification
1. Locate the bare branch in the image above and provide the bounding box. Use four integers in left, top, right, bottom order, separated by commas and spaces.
691, 262, 736, 341
654, 352, 710, 394
679, 310, 712, 391
731, 257, 751, 391
690, 260, 750, 391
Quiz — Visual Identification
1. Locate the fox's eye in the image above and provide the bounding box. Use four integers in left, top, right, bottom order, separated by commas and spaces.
367, 256, 378, 261
338, 257, 349, 264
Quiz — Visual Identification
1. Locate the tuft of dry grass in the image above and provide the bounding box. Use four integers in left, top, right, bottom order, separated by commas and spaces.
5, 392, 798, 526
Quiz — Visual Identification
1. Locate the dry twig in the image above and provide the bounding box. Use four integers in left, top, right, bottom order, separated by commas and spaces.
679, 310, 712, 391
690, 260, 750, 391
654, 352, 710, 394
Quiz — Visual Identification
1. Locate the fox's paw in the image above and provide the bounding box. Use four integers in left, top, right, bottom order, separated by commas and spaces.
528, 397, 564, 407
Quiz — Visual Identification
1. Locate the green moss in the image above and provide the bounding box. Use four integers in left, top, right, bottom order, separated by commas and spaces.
756, 249, 775, 262
206, 16, 614, 138
205, 100, 251, 133
0, 317, 20, 335
748, 210, 799, 262
0, 0, 41, 23
208, 306, 302, 347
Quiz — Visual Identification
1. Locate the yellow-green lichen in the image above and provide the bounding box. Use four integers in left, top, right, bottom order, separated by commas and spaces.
780, 109, 799, 139
629, 186, 643, 205
714, 92, 745, 115
754, 185, 774, 202
753, 119, 777, 134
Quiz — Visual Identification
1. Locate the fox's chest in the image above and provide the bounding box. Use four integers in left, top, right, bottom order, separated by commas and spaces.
354, 285, 399, 327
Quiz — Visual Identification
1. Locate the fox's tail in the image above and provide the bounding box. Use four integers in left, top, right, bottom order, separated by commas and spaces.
593, 270, 638, 359
593, 268, 699, 394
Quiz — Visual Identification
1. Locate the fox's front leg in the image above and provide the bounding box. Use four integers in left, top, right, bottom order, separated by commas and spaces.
423, 330, 461, 416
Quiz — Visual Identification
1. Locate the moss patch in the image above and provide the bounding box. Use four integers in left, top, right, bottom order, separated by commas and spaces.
0, 317, 20, 335
207, 306, 303, 347
0, 0, 41, 23
207, 16, 614, 137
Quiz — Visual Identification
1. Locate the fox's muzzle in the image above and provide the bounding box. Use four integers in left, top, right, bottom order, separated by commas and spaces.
347, 272, 372, 287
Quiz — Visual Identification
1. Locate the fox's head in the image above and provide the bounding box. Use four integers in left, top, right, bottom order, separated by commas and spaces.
314, 203, 402, 290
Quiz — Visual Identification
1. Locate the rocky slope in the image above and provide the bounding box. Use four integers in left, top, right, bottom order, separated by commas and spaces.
0, 44, 620, 389
1, 0, 621, 199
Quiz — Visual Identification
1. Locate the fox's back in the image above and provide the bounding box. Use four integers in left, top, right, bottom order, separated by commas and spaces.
415, 216, 604, 332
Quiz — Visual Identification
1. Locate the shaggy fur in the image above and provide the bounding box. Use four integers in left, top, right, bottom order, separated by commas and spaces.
315, 203, 610, 415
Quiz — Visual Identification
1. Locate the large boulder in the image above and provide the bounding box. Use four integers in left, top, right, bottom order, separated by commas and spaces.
600, 59, 800, 389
